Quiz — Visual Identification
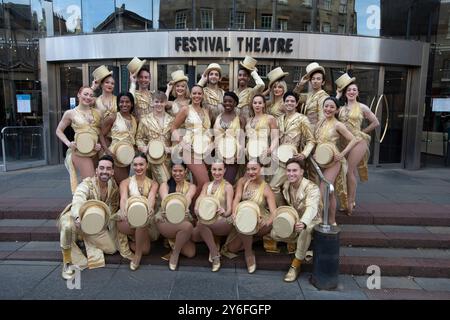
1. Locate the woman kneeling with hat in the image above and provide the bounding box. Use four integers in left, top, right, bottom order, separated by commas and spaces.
117, 153, 159, 271
222, 160, 277, 274
192, 160, 234, 272
155, 162, 197, 270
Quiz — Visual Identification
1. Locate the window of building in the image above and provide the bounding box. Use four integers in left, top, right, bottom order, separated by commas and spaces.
261, 14, 272, 29
278, 18, 288, 31
303, 0, 312, 7
447, 17, 450, 38
230, 11, 246, 29
322, 0, 332, 10
175, 10, 187, 29
303, 22, 312, 31
442, 59, 450, 81
339, 0, 347, 14
293, 66, 302, 82
322, 22, 331, 33
257, 64, 271, 78
200, 8, 213, 29
338, 24, 345, 34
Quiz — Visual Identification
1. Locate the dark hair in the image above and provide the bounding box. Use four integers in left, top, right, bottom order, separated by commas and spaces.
323, 96, 342, 108
310, 70, 325, 82
286, 158, 306, 170
238, 67, 251, 77
117, 92, 135, 114
133, 152, 147, 163
283, 90, 298, 102
98, 154, 114, 167
224, 91, 239, 105
340, 82, 359, 104
168, 161, 187, 194
137, 66, 150, 77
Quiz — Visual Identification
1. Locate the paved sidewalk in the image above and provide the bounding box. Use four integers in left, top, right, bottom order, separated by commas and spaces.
1, 260, 450, 300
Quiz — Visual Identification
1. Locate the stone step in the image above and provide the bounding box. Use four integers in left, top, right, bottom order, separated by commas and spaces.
2, 220, 450, 249
0, 242, 449, 278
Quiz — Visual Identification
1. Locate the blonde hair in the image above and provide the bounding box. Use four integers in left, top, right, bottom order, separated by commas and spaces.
269, 80, 287, 102
171, 80, 190, 99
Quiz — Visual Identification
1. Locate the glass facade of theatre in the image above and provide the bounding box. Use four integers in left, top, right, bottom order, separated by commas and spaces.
1, 0, 448, 171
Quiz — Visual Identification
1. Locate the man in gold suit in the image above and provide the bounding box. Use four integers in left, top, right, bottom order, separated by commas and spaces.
276, 158, 322, 282
197, 63, 225, 124
58, 155, 119, 280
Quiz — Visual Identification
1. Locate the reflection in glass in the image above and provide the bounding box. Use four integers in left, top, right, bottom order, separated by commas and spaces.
355, 0, 380, 37
115, 0, 152, 31
52, 0, 82, 35
31, 0, 46, 35
82, 0, 114, 33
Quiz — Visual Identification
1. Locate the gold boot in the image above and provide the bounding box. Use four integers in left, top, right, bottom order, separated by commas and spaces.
284, 258, 301, 282
287, 242, 297, 255
263, 235, 280, 254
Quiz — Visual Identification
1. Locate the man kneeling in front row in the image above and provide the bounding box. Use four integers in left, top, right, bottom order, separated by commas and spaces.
58, 155, 119, 279
271, 158, 322, 282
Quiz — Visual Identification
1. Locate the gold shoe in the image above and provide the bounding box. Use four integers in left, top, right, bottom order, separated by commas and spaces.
211, 255, 221, 272
61, 263, 75, 280
245, 254, 256, 274
169, 253, 179, 271
130, 261, 139, 271
284, 266, 300, 282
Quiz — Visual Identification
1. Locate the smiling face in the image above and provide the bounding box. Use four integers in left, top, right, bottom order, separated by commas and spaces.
137, 70, 151, 88
211, 162, 225, 181
78, 87, 95, 106
286, 162, 304, 184
174, 81, 187, 97
172, 164, 186, 183
238, 69, 250, 87
119, 95, 132, 114
153, 98, 166, 113
323, 99, 338, 119
96, 159, 114, 183
223, 95, 237, 112
252, 95, 265, 114
345, 84, 359, 101
246, 161, 261, 181
310, 72, 325, 91
101, 76, 115, 94
191, 86, 204, 105
272, 82, 285, 97
207, 70, 221, 85
284, 95, 297, 113
132, 156, 148, 176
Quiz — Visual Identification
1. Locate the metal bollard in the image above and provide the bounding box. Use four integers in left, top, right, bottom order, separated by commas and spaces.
310, 224, 340, 290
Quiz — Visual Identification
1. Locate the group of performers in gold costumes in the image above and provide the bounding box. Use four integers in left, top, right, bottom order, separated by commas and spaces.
56, 57, 379, 283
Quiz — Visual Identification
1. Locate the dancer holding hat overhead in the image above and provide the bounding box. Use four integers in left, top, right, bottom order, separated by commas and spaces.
91, 65, 117, 120
234, 56, 265, 120
272, 159, 322, 282
223, 160, 277, 274
117, 153, 159, 271
56, 86, 102, 193
136, 91, 174, 184
128, 57, 153, 121
294, 62, 329, 130
198, 63, 225, 124
165, 69, 190, 117
313, 97, 358, 225
192, 160, 234, 272
100, 92, 137, 185
335, 73, 379, 215
171, 85, 212, 202
213, 91, 246, 184
58, 155, 119, 280
156, 162, 197, 271
264, 67, 289, 119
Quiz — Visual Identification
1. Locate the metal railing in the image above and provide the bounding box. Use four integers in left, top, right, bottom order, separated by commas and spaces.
1, 126, 47, 172
309, 157, 335, 232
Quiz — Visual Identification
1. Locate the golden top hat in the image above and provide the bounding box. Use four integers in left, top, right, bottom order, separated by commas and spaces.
79, 199, 110, 235
276, 144, 297, 164
92, 65, 113, 83
147, 140, 166, 165
204, 63, 222, 75
171, 70, 189, 84
335, 72, 356, 92
111, 141, 134, 167
161, 192, 188, 224
127, 57, 147, 75
239, 56, 258, 72
272, 206, 299, 239
192, 135, 211, 157
303, 62, 325, 81
314, 143, 335, 168
267, 67, 289, 89
75, 132, 97, 155
126, 195, 149, 228
234, 200, 261, 235
197, 195, 221, 225
216, 136, 238, 160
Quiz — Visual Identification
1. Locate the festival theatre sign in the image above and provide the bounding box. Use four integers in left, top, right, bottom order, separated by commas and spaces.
170, 32, 296, 57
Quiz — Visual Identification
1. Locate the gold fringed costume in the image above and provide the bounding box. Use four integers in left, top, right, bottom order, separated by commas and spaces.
109, 112, 137, 167
339, 102, 371, 182
65, 107, 101, 194
297, 89, 329, 130
58, 176, 119, 269
129, 82, 154, 121
266, 99, 284, 119
95, 95, 117, 120
234, 70, 265, 120
197, 78, 224, 124
270, 113, 315, 206
136, 112, 174, 184
270, 178, 322, 261
181, 105, 211, 163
